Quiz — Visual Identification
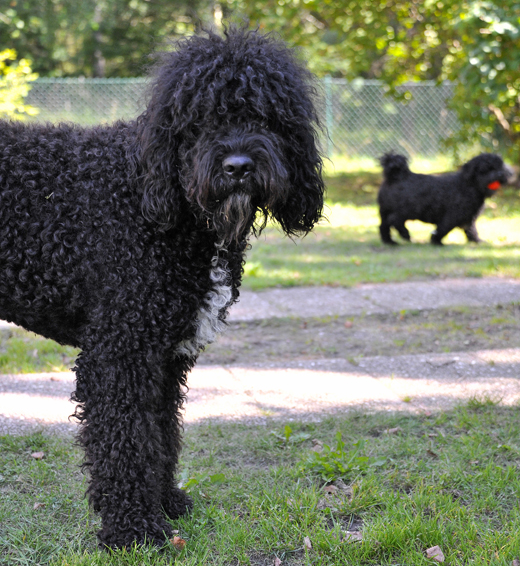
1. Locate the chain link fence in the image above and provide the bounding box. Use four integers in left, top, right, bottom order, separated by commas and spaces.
26, 78, 147, 126
322, 78, 458, 159
26, 77, 458, 159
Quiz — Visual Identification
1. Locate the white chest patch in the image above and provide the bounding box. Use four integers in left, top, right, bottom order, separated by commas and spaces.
174, 242, 233, 358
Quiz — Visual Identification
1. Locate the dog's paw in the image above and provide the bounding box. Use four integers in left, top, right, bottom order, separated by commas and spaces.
162, 487, 193, 520
97, 516, 172, 550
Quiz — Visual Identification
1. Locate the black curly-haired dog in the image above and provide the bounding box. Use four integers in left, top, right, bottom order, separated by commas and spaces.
378, 152, 511, 245
0, 28, 324, 548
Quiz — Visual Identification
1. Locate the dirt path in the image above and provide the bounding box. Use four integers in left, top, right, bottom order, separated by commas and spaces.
1, 277, 519, 435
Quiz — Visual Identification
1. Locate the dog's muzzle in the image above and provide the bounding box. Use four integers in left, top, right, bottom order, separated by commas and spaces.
222, 155, 254, 181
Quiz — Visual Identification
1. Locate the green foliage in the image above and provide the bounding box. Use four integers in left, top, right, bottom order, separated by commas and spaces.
179, 471, 227, 492
0, 49, 38, 119
228, 1, 520, 163
301, 431, 386, 481
444, 2, 520, 162
0, 0, 214, 78
0, 329, 77, 373
227, 0, 456, 82
271, 424, 312, 446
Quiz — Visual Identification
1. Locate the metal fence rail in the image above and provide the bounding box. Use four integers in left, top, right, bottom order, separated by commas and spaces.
26, 77, 459, 159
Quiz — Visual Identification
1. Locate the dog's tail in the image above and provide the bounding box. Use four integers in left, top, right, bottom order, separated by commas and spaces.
379, 152, 410, 183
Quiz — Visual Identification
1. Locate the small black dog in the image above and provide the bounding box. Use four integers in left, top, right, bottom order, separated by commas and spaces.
378, 152, 512, 245
0, 28, 324, 548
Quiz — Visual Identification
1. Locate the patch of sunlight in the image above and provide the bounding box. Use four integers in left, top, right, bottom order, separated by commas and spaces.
476, 217, 520, 245
409, 154, 455, 173
460, 246, 520, 259
324, 155, 379, 175
257, 267, 303, 282
325, 153, 456, 175
321, 202, 379, 227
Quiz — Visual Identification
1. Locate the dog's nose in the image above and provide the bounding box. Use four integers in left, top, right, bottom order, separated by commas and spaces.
223, 155, 254, 179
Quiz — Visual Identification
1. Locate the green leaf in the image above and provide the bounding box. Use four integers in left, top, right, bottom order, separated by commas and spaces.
209, 473, 226, 484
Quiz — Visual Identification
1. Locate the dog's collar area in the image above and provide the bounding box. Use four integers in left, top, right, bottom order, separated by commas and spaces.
487, 181, 501, 190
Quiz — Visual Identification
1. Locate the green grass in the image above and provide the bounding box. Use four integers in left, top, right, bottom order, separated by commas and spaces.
242, 172, 520, 289
1, 400, 519, 565
0, 328, 78, 374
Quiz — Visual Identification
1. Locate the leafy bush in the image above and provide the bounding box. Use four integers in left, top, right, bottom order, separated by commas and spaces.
444, 3, 520, 163
0, 49, 38, 120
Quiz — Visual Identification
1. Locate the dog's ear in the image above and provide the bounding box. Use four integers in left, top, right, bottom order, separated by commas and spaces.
134, 42, 207, 229
134, 96, 183, 230
247, 35, 325, 236
272, 127, 325, 236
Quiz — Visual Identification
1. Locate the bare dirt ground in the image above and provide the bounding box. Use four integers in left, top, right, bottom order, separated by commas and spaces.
199, 303, 520, 366
1, 280, 519, 435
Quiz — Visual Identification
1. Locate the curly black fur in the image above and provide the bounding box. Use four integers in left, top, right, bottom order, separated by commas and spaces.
378, 152, 512, 245
0, 27, 324, 549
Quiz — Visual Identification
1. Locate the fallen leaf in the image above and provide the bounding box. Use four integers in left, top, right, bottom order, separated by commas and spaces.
333, 478, 351, 493
31, 452, 45, 460
33, 502, 46, 510
343, 531, 363, 543
170, 536, 186, 550
425, 545, 445, 562
384, 427, 402, 435
304, 536, 312, 550
274, 557, 282, 566
426, 449, 438, 458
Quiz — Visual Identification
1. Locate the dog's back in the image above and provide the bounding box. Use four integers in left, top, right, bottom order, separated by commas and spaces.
0, 119, 140, 345
378, 152, 451, 215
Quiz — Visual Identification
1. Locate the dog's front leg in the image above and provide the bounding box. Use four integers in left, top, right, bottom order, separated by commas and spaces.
462, 217, 482, 243
155, 356, 194, 521
73, 345, 174, 549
